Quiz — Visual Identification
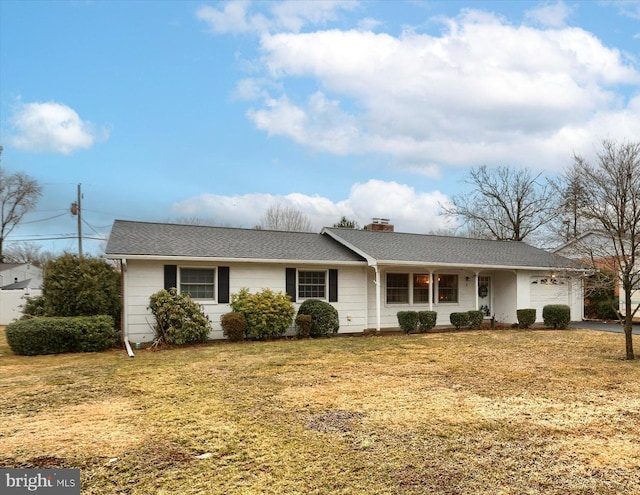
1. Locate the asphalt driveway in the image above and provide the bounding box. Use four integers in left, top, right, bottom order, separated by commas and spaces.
570, 320, 640, 335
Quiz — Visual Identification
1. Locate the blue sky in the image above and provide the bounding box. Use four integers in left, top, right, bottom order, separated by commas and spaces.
1, 0, 639, 257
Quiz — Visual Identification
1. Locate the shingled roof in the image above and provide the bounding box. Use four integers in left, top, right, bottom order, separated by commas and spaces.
105, 220, 365, 263
322, 227, 582, 270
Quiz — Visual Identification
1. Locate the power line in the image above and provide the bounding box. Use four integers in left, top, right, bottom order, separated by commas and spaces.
20, 212, 68, 224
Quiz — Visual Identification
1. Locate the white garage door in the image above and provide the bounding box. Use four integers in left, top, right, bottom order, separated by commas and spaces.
530, 277, 569, 321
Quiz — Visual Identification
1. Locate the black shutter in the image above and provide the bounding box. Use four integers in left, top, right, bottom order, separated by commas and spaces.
286, 268, 296, 302
329, 269, 338, 302
218, 266, 230, 303
164, 265, 177, 290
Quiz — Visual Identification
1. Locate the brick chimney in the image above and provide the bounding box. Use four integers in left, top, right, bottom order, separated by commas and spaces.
364, 218, 394, 232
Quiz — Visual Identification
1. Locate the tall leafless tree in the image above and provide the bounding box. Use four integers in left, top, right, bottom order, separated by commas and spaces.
0, 147, 43, 262
258, 204, 314, 232
443, 165, 556, 242
3, 242, 56, 267
567, 140, 640, 360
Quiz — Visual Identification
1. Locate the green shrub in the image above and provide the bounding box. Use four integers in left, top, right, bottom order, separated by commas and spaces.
467, 310, 484, 329
221, 312, 246, 342
517, 309, 536, 329
297, 299, 340, 338
230, 288, 295, 340
6, 316, 115, 355
597, 299, 619, 320
295, 314, 312, 338
397, 311, 419, 333
450, 312, 470, 330
418, 311, 437, 332
21, 295, 46, 318
542, 304, 571, 329
43, 254, 121, 324
148, 288, 211, 345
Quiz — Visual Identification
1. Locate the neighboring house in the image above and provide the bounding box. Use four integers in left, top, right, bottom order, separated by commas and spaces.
555, 231, 639, 321
0, 263, 44, 325
105, 220, 585, 344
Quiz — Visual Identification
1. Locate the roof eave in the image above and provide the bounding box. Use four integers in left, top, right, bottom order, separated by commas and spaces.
105, 253, 366, 266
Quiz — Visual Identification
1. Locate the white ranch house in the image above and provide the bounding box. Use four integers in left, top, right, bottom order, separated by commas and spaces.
105, 220, 585, 344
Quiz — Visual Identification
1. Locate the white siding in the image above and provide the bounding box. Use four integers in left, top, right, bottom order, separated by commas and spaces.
0, 289, 42, 325
122, 260, 368, 343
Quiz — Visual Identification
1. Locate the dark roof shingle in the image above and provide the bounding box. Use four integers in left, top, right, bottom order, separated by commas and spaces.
105, 220, 365, 262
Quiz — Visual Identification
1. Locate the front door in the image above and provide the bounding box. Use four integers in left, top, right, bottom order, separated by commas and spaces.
478, 276, 491, 317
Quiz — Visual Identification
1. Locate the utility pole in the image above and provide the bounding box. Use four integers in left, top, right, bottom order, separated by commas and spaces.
70, 183, 83, 257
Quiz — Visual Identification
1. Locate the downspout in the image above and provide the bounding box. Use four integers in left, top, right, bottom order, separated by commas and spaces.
373, 264, 381, 332
121, 259, 135, 358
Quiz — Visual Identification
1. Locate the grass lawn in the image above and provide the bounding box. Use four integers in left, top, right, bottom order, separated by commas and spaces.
1, 327, 640, 494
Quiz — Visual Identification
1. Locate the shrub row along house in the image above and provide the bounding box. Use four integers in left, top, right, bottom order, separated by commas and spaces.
105, 219, 585, 343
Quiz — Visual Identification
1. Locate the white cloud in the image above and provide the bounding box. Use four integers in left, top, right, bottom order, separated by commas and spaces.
8, 101, 105, 154
525, 1, 573, 28
197, 0, 358, 34
171, 179, 454, 233
240, 10, 639, 174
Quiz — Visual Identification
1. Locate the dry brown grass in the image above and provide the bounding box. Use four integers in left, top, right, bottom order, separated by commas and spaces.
1, 327, 640, 494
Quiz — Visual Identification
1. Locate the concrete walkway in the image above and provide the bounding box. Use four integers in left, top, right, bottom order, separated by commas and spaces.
570, 320, 640, 335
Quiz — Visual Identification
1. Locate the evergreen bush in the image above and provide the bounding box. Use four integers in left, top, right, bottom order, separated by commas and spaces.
397, 311, 419, 333
517, 309, 536, 329
295, 314, 312, 338
43, 254, 121, 324
467, 310, 484, 329
418, 311, 437, 332
6, 316, 115, 355
230, 288, 295, 339
449, 312, 470, 330
542, 304, 571, 329
221, 312, 247, 342
148, 288, 211, 345
297, 299, 339, 337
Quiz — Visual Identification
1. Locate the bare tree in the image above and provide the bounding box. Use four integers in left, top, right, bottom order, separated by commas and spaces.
3, 242, 56, 267
259, 204, 314, 232
443, 165, 555, 242
568, 140, 640, 360
0, 148, 43, 262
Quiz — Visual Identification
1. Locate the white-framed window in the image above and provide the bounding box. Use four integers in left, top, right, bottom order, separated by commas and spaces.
437, 274, 458, 302
298, 270, 326, 299
386, 272, 459, 304
180, 267, 215, 300
387, 273, 410, 303
413, 273, 431, 303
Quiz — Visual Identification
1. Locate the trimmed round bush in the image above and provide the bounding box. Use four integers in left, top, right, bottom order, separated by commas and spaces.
221, 312, 247, 342
450, 312, 470, 329
418, 311, 437, 332
397, 311, 419, 333
6, 316, 115, 356
517, 308, 536, 329
295, 314, 312, 338
297, 299, 340, 337
467, 310, 484, 329
542, 304, 571, 329
148, 288, 211, 345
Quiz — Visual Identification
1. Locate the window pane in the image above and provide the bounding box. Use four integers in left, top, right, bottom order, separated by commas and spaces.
413, 273, 431, 303
437, 274, 458, 302
387, 273, 409, 303
180, 268, 215, 300
298, 271, 326, 299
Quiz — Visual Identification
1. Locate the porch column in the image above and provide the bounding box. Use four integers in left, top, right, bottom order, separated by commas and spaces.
475, 271, 480, 310
429, 270, 434, 311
